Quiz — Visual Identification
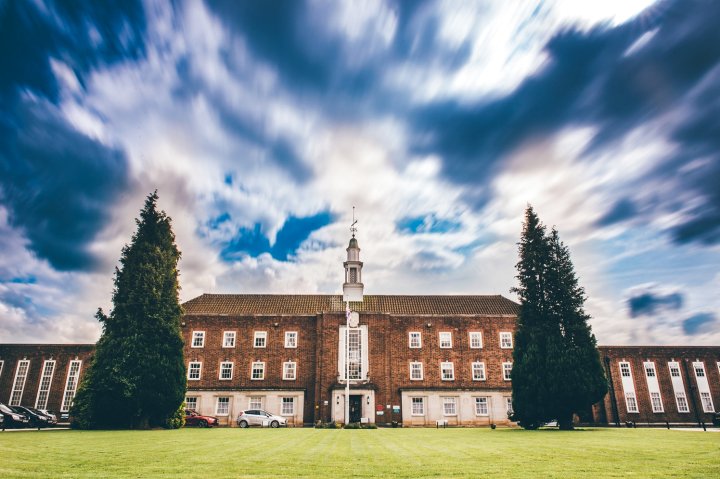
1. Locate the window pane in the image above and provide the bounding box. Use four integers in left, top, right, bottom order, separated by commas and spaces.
443, 397, 456, 415
475, 397, 488, 416
281, 397, 295, 415
216, 397, 230, 415
348, 329, 362, 379
412, 397, 424, 415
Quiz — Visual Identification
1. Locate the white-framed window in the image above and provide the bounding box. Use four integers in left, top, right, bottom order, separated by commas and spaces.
625, 392, 639, 413
251, 362, 265, 380
675, 392, 690, 413
669, 363, 681, 377
347, 329, 362, 380
439, 332, 452, 348
441, 362, 454, 381
9, 359, 30, 406
469, 332, 483, 349
61, 360, 82, 412
283, 362, 297, 380
506, 397, 513, 415
216, 397, 230, 416
0, 360, 4, 378
219, 361, 234, 380
285, 331, 298, 348
472, 362, 486, 381
411, 397, 425, 415
650, 392, 664, 413
474, 397, 489, 416
191, 331, 205, 348
185, 396, 198, 411
249, 397, 263, 409
409, 332, 422, 348
619, 362, 632, 377
500, 332, 513, 349
281, 397, 295, 415
222, 331, 236, 348
502, 362, 513, 381
254, 331, 267, 348
644, 363, 656, 377
694, 364, 706, 377
338, 325, 369, 381
188, 361, 202, 380
442, 397, 457, 416
35, 360, 56, 410
700, 392, 714, 413
410, 362, 423, 381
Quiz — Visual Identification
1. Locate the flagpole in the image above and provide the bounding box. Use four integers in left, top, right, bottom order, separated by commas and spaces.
345, 300, 350, 425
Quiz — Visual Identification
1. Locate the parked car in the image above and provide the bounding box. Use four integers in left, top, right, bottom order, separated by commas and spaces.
184, 410, 218, 427
38, 409, 58, 425
11, 406, 55, 428
0, 402, 30, 428
236, 409, 287, 428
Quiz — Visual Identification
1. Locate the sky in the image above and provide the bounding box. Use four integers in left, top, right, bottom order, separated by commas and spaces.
1, 0, 719, 346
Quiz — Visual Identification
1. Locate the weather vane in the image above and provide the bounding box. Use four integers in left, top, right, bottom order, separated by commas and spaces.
350, 206, 358, 238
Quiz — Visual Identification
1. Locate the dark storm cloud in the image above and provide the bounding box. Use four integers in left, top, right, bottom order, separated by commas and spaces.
409, 0, 720, 244
0, 0, 146, 104
204, 0, 337, 91
682, 312, 717, 335
204, 0, 465, 113
0, 99, 130, 271
0, 0, 141, 270
596, 198, 638, 226
627, 290, 683, 318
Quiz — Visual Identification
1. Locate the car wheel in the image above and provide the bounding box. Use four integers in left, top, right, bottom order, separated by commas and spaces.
199, 419, 208, 428
239, 420, 249, 428
270, 420, 279, 428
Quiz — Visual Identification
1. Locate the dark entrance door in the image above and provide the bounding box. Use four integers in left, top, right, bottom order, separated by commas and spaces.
349, 395, 362, 423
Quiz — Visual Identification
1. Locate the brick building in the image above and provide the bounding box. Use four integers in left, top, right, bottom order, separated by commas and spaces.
1, 235, 718, 427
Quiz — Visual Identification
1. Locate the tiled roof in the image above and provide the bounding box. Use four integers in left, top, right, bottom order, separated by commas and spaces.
182, 294, 519, 316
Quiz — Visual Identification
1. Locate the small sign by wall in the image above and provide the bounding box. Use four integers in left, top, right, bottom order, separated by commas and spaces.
392, 406, 400, 412
376, 411, 384, 416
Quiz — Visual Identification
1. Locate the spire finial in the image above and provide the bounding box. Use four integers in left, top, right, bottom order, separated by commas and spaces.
350, 206, 358, 238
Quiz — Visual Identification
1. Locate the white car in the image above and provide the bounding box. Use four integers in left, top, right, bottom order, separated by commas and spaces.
236, 409, 287, 428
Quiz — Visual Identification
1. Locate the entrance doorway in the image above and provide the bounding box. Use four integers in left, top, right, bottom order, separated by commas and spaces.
349, 395, 362, 423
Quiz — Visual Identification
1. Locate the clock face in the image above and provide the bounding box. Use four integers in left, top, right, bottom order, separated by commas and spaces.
349, 311, 359, 328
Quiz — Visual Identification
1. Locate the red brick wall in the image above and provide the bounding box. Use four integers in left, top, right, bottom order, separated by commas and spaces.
388, 315, 516, 391
181, 314, 318, 424
597, 346, 720, 426
0, 344, 94, 415
2, 325, 719, 428
311, 312, 516, 424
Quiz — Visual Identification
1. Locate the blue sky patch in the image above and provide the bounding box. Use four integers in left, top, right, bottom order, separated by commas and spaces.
397, 214, 462, 234
221, 210, 334, 262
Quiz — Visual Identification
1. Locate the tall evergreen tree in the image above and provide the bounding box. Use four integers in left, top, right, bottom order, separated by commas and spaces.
72, 192, 186, 429
510, 206, 607, 430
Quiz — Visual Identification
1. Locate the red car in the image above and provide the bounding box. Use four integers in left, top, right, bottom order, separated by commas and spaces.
184, 410, 219, 427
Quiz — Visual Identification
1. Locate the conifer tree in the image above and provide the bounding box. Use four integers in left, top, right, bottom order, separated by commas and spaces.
72, 192, 186, 429
510, 206, 607, 430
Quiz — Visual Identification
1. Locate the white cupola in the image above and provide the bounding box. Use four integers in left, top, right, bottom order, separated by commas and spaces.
342, 212, 364, 302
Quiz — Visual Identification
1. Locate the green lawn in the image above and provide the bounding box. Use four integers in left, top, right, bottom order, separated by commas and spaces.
0, 427, 718, 478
